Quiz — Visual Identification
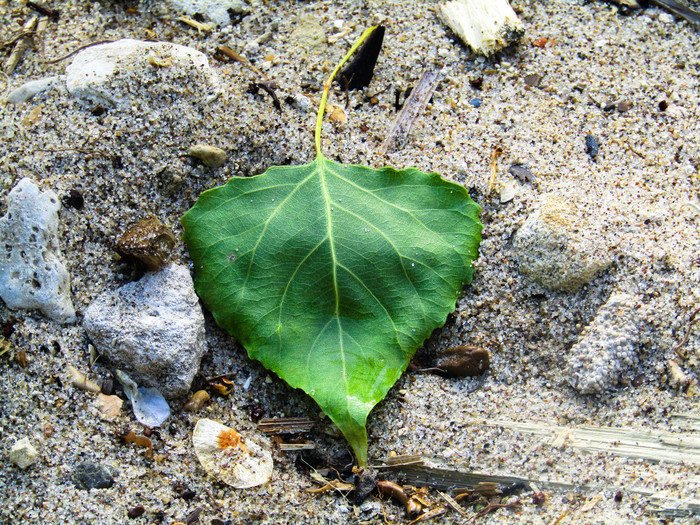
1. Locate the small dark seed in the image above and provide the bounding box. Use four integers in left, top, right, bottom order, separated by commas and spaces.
127, 505, 145, 519
101, 378, 114, 396
250, 406, 265, 422
210, 520, 226, 525
63, 189, 84, 210
632, 374, 646, 387
469, 77, 483, 90
178, 488, 196, 500
435, 346, 490, 377
658, 100, 668, 111
614, 490, 623, 502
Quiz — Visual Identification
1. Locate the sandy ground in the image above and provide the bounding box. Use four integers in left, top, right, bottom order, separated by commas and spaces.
0, 0, 699, 523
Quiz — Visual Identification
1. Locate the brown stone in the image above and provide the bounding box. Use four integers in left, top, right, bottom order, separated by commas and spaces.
434, 346, 490, 377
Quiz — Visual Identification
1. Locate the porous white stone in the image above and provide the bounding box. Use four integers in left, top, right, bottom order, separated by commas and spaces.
565, 293, 641, 394
0, 178, 76, 323
167, 0, 248, 26
9, 437, 39, 469
83, 264, 206, 399
513, 196, 611, 292
65, 39, 220, 108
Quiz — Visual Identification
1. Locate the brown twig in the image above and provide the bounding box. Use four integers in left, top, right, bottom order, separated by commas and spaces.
27, 1, 60, 19
215, 45, 267, 80
674, 306, 700, 358
44, 40, 116, 64
469, 499, 521, 522
5, 16, 38, 74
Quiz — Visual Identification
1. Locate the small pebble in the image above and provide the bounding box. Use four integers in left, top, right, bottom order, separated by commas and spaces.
72, 462, 115, 490
9, 437, 39, 469
585, 134, 600, 159
617, 101, 632, 113
127, 505, 145, 519
500, 182, 517, 203
115, 216, 177, 271
469, 98, 482, 108
508, 163, 536, 184
187, 144, 227, 168
183, 389, 211, 412
523, 73, 543, 87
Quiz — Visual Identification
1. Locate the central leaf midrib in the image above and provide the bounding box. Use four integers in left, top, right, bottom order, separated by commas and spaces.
318, 157, 350, 412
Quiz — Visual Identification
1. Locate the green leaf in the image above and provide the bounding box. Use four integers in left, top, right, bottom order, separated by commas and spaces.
182, 156, 482, 464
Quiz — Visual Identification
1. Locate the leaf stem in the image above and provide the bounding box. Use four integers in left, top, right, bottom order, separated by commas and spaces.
315, 26, 377, 158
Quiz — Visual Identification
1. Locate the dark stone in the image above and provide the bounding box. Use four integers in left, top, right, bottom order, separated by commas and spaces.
127, 505, 145, 519
63, 189, 84, 210
585, 134, 600, 159
354, 468, 377, 505
72, 461, 114, 490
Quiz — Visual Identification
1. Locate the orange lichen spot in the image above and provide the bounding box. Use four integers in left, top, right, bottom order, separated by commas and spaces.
217, 429, 247, 453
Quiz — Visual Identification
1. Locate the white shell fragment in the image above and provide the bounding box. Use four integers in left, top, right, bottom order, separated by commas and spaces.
6, 76, 60, 104
439, 0, 524, 56
192, 419, 273, 489
9, 437, 39, 469
116, 369, 170, 427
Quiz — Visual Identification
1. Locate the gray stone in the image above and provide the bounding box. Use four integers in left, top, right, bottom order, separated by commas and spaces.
167, 0, 248, 26
565, 293, 641, 394
65, 39, 220, 109
0, 178, 76, 323
72, 462, 114, 490
513, 196, 611, 292
83, 264, 206, 399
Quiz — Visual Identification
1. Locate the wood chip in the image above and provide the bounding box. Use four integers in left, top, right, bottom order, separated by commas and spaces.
382, 69, 443, 153
257, 417, 316, 434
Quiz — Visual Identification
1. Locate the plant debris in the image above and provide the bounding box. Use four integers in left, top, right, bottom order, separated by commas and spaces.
338, 25, 385, 90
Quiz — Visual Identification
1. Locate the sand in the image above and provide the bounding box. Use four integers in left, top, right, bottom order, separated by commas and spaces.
0, 0, 698, 523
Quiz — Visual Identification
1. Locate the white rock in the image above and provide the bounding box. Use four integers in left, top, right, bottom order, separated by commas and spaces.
10, 437, 39, 469
565, 293, 641, 394
513, 196, 611, 292
439, 0, 524, 56
65, 39, 220, 109
0, 178, 76, 323
83, 264, 206, 399
167, 0, 248, 26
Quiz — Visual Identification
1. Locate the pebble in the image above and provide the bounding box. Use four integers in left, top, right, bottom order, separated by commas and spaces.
290, 16, 327, 49
9, 437, 39, 469
166, 0, 248, 26
65, 39, 220, 109
115, 216, 177, 271
469, 98, 482, 107
585, 134, 600, 159
0, 178, 76, 323
512, 196, 611, 291
183, 389, 210, 412
288, 93, 313, 113
565, 293, 641, 394
95, 393, 123, 421
187, 144, 227, 168
82, 264, 207, 399
72, 462, 114, 490
499, 182, 517, 203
